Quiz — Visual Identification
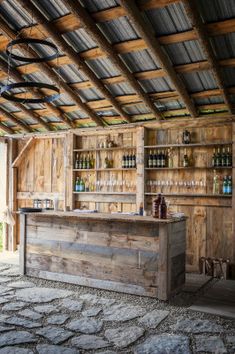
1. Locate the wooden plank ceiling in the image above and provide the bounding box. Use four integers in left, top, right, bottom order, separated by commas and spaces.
0, 0, 234, 134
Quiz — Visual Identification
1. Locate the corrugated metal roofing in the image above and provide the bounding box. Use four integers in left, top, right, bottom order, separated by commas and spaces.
198, 0, 235, 22
32, 0, 70, 20
143, 2, 192, 36
0, 0, 234, 132
164, 40, 206, 65
63, 29, 97, 53
140, 77, 175, 93
79, 0, 119, 13
120, 50, 160, 72
211, 33, 235, 59
180, 71, 218, 92
87, 57, 120, 78
98, 17, 139, 43
106, 82, 135, 96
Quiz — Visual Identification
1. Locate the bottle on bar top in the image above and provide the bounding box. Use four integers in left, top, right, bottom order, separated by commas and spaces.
160, 197, 167, 219
152, 194, 162, 218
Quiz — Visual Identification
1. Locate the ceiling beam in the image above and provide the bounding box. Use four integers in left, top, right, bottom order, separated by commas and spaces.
0, 17, 104, 127
182, 0, 234, 114
16, 0, 133, 124
0, 107, 32, 133
119, 0, 198, 117
1, 57, 233, 92
63, 0, 163, 120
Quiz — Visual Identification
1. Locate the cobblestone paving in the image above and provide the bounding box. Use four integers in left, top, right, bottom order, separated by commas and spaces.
0, 263, 234, 354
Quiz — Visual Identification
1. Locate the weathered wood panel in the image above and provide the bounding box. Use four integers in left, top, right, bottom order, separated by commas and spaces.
22, 213, 186, 299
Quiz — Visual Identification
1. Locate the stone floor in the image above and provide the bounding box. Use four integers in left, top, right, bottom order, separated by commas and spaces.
0, 263, 234, 354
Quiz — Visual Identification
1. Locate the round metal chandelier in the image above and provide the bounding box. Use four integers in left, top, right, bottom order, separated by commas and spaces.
6, 38, 59, 63
1, 37, 60, 104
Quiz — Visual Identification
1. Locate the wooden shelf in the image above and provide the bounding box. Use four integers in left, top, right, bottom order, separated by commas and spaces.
145, 166, 232, 170
73, 168, 136, 171
144, 142, 233, 149
73, 146, 136, 152
73, 192, 136, 195
145, 193, 232, 198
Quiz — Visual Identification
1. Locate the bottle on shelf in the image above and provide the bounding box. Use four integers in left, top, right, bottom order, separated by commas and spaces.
216, 147, 221, 167
183, 148, 189, 167
75, 153, 79, 169
212, 148, 216, 167
122, 153, 126, 168
222, 176, 228, 195
75, 177, 80, 192
80, 177, 85, 192
226, 146, 232, 167
90, 154, 95, 168
157, 150, 161, 168
153, 150, 157, 168
148, 150, 153, 168
221, 147, 227, 167
161, 150, 166, 168
182, 130, 191, 144
212, 170, 220, 194
227, 176, 232, 194
132, 151, 136, 168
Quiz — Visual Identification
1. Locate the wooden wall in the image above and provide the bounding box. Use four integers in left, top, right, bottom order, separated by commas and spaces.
15, 137, 65, 244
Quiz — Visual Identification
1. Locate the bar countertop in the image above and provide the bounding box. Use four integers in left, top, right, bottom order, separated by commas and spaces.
20, 210, 186, 224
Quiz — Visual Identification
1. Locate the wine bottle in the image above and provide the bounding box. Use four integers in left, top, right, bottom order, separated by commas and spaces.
212, 170, 219, 194
79, 154, 83, 169
216, 148, 221, 167
228, 176, 232, 194
160, 197, 167, 219
212, 148, 216, 167
87, 154, 91, 169
226, 146, 232, 167
75, 153, 79, 169
222, 176, 228, 194
75, 177, 80, 192
221, 147, 226, 167
183, 149, 189, 167
157, 150, 161, 168
153, 150, 157, 168
132, 151, 136, 168
152, 194, 162, 218
122, 153, 126, 168
80, 178, 85, 192
161, 150, 166, 168
148, 150, 153, 168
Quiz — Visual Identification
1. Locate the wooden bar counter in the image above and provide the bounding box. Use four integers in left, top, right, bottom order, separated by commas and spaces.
20, 211, 186, 300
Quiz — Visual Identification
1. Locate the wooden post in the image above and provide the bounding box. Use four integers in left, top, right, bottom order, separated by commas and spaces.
19, 214, 26, 275
64, 133, 74, 210
136, 126, 145, 213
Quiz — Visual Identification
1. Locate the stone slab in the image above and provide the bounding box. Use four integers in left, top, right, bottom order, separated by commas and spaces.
66, 318, 103, 334
138, 310, 169, 329
47, 314, 70, 325
103, 304, 146, 322
15, 287, 73, 303
173, 318, 223, 333
0, 348, 34, 354
71, 335, 110, 350
0, 330, 36, 347
36, 344, 78, 354
36, 326, 74, 344
195, 335, 227, 353
134, 334, 191, 354
105, 326, 144, 348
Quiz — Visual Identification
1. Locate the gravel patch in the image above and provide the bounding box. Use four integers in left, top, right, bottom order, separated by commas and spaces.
0, 263, 234, 354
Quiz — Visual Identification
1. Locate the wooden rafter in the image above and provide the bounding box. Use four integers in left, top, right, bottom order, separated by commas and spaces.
16, 0, 134, 124
0, 17, 104, 128
0, 57, 234, 92
182, 0, 233, 114
15, 3, 235, 45
63, 0, 163, 121
0, 107, 32, 133
119, 0, 197, 117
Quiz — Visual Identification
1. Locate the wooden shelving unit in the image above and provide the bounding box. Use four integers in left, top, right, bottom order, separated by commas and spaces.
145, 166, 232, 170
145, 193, 232, 197
71, 129, 137, 212
144, 141, 233, 149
